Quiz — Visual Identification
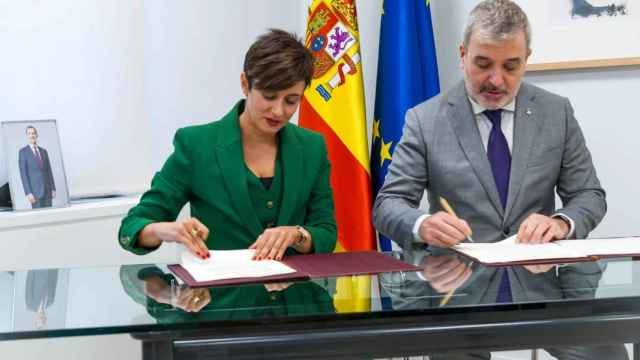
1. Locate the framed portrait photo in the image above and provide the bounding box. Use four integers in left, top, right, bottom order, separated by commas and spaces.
1, 120, 70, 211
515, 0, 640, 71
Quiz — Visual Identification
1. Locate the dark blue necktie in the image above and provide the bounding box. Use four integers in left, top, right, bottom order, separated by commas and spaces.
484, 109, 513, 303
484, 109, 510, 209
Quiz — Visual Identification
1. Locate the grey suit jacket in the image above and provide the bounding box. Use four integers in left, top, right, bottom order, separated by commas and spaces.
373, 80, 606, 249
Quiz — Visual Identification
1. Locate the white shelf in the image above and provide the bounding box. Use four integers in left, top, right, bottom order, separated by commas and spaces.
0, 196, 140, 231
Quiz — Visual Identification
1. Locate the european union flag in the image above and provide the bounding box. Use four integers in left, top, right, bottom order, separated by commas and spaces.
371, 0, 440, 251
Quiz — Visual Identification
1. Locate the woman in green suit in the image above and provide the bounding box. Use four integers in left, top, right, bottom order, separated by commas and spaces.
119, 29, 337, 261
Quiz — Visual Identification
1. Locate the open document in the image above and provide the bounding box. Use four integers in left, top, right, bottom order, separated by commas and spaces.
452, 236, 640, 266
170, 250, 422, 287
180, 249, 297, 282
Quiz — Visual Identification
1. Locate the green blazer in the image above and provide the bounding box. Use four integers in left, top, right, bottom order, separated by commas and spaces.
119, 100, 337, 255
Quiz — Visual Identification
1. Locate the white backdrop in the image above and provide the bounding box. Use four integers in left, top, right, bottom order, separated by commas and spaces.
0, 0, 304, 197
0, 0, 638, 236
0, 1, 150, 197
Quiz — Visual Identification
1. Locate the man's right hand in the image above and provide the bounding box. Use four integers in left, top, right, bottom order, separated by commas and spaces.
140, 217, 210, 259
26, 194, 36, 204
418, 212, 472, 248
422, 255, 473, 294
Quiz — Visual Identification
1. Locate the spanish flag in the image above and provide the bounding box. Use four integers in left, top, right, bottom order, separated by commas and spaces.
300, 0, 375, 312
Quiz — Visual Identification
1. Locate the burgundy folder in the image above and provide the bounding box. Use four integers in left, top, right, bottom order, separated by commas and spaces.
168, 251, 421, 288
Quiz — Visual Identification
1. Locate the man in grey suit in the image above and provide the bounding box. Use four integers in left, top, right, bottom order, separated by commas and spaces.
18, 126, 56, 209
373, 0, 624, 358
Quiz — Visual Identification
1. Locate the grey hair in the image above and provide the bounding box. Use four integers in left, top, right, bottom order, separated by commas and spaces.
463, 0, 531, 49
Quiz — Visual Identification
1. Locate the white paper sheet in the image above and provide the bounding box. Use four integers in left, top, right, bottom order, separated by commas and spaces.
452, 236, 640, 264
555, 237, 640, 257
180, 249, 296, 282
452, 241, 585, 264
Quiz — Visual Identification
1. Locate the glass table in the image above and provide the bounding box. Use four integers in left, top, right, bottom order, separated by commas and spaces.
1, 247, 640, 359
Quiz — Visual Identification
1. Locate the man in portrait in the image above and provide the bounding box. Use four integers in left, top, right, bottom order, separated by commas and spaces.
18, 126, 56, 209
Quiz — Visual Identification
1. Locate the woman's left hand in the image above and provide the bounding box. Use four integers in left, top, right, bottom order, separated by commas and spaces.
250, 226, 299, 261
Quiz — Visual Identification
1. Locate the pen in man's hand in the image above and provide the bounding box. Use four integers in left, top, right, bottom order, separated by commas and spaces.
438, 197, 474, 243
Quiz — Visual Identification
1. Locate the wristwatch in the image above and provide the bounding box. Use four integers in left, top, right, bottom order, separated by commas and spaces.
295, 226, 310, 247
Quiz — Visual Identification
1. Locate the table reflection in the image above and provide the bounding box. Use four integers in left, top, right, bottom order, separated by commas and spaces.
379, 246, 629, 359
381, 245, 607, 308
119, 265, 336, 322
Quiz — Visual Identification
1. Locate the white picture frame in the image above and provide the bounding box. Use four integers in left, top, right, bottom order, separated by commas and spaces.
1, 120, 70, 211
515, 0, 640, 71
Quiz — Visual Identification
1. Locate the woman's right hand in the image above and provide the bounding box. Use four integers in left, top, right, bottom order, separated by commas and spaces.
141, 218, 210, 259
143, 277, 211, 313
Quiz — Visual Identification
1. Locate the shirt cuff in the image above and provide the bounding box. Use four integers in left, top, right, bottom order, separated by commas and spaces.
412, 214, 430, 243
552, 213, 575, 239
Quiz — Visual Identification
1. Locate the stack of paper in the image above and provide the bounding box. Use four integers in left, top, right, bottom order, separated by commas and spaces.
170, 250, 423, 287
180, 249, 296, 282
452, 236, 640, 266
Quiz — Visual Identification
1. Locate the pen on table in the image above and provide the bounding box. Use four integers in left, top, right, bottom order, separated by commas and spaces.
438, 261, 474, 307
438, 197, 474, 243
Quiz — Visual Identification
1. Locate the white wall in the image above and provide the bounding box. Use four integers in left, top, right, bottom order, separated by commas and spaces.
0, 1, 152, 197
143, 0, 304, 169
0, 0, 304, 197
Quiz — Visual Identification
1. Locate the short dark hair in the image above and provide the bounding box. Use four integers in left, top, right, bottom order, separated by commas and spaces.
25, 126, 38, 135
243, 29, 314, 91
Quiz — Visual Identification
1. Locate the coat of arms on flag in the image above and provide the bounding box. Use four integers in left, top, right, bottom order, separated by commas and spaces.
305, 0, 361, 102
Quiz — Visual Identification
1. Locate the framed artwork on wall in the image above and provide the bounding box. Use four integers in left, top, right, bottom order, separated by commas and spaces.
514, 0, 640, 71
1, 120, 70, 211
